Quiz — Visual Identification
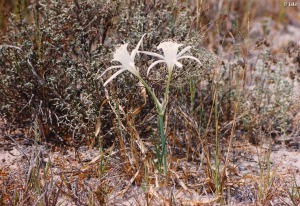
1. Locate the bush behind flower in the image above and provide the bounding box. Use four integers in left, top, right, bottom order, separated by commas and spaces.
0, 0, 217, 144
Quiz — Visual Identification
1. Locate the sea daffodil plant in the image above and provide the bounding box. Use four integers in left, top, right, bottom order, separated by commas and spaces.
99, 34, 201, 176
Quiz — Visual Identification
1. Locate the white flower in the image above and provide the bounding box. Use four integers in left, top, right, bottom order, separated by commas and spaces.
141, 41, 202, 75
99, 34, 145, 86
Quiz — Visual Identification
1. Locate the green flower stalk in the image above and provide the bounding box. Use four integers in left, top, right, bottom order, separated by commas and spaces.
141, 41, 202, 175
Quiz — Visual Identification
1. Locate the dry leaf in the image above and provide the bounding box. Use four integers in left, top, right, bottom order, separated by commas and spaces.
171, 169, 189, 191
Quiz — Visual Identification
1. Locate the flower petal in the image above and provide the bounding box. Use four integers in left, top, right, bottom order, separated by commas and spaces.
128, 62, 139, 76
177, 46, 191, 58
112, 43, 132, 66
98, 65, 122, 79
146, 60, 165, 76
177, 55, 202, 65
131, 34, 146, 59
140, 51, 165, 59
103, 68, 127, 86
157, 42, 183, 50
174, 60, 183, 68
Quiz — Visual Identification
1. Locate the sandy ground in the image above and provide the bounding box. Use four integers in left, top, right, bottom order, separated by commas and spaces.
0, 130, 300, 205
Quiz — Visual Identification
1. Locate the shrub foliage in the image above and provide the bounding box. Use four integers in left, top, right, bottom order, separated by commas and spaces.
0, 0, 215, 144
